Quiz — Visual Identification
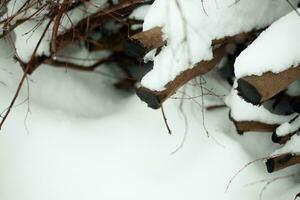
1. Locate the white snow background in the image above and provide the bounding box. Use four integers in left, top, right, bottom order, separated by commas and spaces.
1, 0, 300, 199
0, 37, 299, 200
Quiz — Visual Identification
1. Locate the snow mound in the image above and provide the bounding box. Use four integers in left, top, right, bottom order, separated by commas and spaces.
235, 9, 300, 78
129, 5, 151, 21
141, 0, 296, 91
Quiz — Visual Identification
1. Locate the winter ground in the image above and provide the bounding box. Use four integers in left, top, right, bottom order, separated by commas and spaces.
0, 40, 299, 200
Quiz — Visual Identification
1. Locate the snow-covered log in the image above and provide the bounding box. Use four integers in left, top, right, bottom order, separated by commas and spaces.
229, 115, 278, 135
139, 0, 295, 92
266, 94, 300, 115
271, 133, 294, 144
136, 46, 226, 109
124, 26, 164, 59
235, 8, 300, 106
136, 30, 261, 109
266, 153, 300, 173
271, 115, 300, 144
124, 26, 257, 60
226, 83, 295, 127
237, 65, 300, 105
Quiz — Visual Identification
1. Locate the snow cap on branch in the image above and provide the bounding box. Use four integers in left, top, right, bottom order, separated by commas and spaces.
141, 0, 296, 91
235, 8, 300, 78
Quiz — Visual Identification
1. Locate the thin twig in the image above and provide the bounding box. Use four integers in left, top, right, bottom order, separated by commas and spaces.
161, 103, 172, 135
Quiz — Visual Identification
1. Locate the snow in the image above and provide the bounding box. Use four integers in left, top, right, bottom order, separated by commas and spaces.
225, 82, 296, 124
276, 115, 300, 137
0, 38, 298, 200
274, 134, 300, 155
141, 0, 296, 91
129, 5, 151, 21
57, 0, 109, 34
14, 19, 52, 62
0, 0, 25, 19
129, 5, 151, 30
2, 1, 300, 199
235, 9, 300, 78
7, 0, 109, 62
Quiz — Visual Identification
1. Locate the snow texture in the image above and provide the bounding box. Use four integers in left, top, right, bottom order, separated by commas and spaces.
2, 1, 300, 199
274, 134, 300, 155
129, 5, 151, 21
141, 0, 296, 91
225, 82, 296, 124
235, 9, 300, 78
0, 37, 299, 199
276, 115, 300, 137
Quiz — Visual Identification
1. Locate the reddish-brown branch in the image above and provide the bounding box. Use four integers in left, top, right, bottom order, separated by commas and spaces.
51, 0, 70, 54
17, 0, 148, 74
55, 0, 148, 51
0, 18, 54, 130
43, 56, 115, 71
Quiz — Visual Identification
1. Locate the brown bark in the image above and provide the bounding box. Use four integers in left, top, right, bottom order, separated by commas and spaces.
237, 64, 300, 105
136, 46, 226, 109
51, 0, 70, 54
266, 153, 300, 173
124, 27, 258, 59
271, 132, 294, 144
229, 112, 278, 134
19, 0, 147, 74
124, 27, 165, 59
134, 29, 260, 109
233, 120, 277, 135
